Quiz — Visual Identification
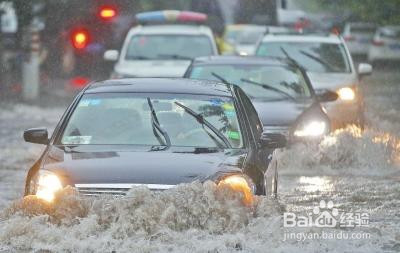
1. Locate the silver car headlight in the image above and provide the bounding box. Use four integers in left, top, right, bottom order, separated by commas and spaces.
294, 120, 328, 137
32, 170, 63, 202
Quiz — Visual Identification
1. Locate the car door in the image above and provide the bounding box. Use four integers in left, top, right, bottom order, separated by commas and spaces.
235, 87, 273, 192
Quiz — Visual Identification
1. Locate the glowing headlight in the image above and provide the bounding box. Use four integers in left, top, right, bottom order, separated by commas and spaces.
218, 174, 255, 205
337, 87, 355, 101
35, 171, 63, 202
294, 121, 327, 137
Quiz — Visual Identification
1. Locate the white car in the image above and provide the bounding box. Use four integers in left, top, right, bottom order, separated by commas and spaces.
255, 33, 372, 129
368, 26, 400, 64
342, 22, 376, 56
234, 25, 291, 56
104, 11, 218, 78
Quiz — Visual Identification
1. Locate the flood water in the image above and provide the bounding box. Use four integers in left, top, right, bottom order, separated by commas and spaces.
0, 69, 399, 252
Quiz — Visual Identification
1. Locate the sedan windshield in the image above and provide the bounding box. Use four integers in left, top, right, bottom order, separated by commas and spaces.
188, 64, 311, 101
59, 93, 242, 148
125, 35, 213, 60
256, 42, 351, 73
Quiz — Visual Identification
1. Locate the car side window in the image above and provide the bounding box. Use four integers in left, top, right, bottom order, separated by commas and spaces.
237, 88, 263, 142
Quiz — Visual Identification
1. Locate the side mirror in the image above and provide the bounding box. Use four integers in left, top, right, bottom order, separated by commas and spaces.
24, 128, 49, 145
103, 50, 119, 61
260, 132, 287, 149
315, 90, 338, 102
358, 63, 372, 77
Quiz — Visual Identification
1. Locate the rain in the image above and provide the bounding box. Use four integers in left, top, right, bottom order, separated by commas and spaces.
0, 1, 399, 252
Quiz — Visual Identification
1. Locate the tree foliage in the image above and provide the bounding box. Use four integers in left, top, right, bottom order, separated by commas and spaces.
312, 0, 400, 25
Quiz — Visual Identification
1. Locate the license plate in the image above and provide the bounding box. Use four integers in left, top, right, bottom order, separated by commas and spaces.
359, 38, 369, 43
389, 44, 400, 50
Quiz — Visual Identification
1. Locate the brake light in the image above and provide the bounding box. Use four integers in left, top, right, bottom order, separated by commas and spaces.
344, 35, 355, 41
71, 30, 89, 50
372, 40, 384, 46
99, 6, 117, 20
69, 76, 90, 88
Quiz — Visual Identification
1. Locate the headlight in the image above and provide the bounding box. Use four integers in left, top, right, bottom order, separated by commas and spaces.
34, 171, 63, 202
218, 174, 255, 205
294, 121, 327, 137
337, 87, 355, 101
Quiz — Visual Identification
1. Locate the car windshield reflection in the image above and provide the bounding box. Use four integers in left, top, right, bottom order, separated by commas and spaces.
189, 64, 312, 101
60, 93, 243, 148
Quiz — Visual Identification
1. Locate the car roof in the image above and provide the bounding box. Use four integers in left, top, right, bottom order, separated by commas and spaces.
225, 24, 260, 31
128, 24, 213, 36
85, 78, 233, 97
192, 55, 289, 67
261, 33, 342, 44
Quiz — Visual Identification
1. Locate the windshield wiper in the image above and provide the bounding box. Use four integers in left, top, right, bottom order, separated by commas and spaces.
174, 102, 232, 149
147, 98, 171, 148
240, 78, 295, 101
157, 54, 192, 60
280, 47, 305, 70
211, 72, 230, 84
299, 50, 339, 72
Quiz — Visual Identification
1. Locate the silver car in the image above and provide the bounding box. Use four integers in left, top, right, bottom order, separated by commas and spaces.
255, 33, 372, 129
343, 22, 376, 57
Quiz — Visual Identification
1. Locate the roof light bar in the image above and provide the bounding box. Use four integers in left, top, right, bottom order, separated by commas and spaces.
136, 10, 207, 24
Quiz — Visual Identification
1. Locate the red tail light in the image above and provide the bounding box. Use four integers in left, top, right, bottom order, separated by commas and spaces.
372, 40, 384, 46
344, 35, 355, 41
71, 30, 89, 49
99, 6, 117, 21
69, 76, 90, 88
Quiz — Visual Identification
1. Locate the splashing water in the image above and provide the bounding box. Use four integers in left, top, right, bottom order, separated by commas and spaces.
0, 182, 283, 252
278, 125, 400, 176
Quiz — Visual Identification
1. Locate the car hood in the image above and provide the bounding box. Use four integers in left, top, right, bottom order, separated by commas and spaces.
307, 72, 357, 90
42, 146, 245, 186
252, 99, 314, 127
115, 60, 191, 78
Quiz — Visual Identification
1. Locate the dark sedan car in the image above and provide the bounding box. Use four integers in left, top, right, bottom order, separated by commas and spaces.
184, 56, 338, 141
23, 78, 286, 204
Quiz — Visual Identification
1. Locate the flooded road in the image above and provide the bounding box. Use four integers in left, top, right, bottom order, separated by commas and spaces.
0, 70, 399, 252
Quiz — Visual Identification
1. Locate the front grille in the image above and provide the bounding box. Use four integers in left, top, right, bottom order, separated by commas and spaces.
75, 183, 175, 196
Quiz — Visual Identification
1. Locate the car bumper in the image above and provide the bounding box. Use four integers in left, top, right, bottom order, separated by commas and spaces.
368, 46, 400, 61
